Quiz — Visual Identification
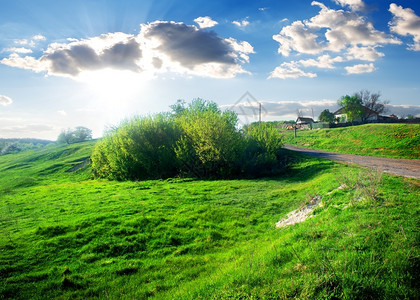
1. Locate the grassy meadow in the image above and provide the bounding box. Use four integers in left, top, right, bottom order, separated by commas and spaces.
283, 124, 420, 159
0, 140, 419, 299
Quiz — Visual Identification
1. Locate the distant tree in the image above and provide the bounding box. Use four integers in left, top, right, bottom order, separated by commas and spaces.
406, 114, 414, 120
57, 129, 75, 144
353, 90, 389, 121
57, 127, 92, 144
318, 109, 335, 123
170, 99, 186, 116
73, 126, 92, 142
337, 95, 363, 123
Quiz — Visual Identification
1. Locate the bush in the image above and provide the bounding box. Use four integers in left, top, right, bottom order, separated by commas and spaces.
92, 114, 181, 180
91, 99, 285, 180
174, 99, 243, 178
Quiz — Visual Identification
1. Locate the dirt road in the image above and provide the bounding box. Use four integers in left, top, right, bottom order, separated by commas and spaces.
284, 145, 420, 180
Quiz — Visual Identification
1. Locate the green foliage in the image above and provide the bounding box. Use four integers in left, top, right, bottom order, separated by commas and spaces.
92, 113, 181, 180
318, 109, 335, 123
57, 127, 92, 144
283, 124, 420, 159
338, 95, 363, 122
92, 99, 285, 180
174, 99, 243, 178
243, 123, 284, 175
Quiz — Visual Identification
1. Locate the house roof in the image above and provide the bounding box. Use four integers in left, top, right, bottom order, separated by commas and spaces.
296, 117, 314, 123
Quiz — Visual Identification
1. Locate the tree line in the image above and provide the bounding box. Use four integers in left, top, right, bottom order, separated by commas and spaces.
91, 99, 284, 180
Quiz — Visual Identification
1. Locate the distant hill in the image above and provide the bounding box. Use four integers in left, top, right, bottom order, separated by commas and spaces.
0, 138, 54, 155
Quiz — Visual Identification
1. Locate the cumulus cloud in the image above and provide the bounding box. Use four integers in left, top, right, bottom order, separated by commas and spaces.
1, 21, 253, 79
140, 21, 253, 78
270, 1, 401, 78
194, 16, 218, 28
389, 4, 420, 51
0, 95, 13, 106
299, 54, 344, 69
268, 62, 317, 79
346, 46, 384, 61
334, 0, 365, 11
273, 1, 400, 56
232, 19, 250, 28
345, 63, 376, 74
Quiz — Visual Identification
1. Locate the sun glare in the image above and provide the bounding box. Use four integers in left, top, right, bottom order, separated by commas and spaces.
79, 69, 146, 122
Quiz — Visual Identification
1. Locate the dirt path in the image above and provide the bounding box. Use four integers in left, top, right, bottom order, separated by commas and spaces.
284, 145, 420, 180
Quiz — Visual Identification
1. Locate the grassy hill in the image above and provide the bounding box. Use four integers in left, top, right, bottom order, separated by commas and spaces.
0, 141, 418, 299
283, 124, 420, 159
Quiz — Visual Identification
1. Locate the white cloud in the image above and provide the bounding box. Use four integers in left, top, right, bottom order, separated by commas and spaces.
273, 1, 400, 56
299, 54, 343, 69
273, 20, 323, 56
268, 62, 317, 79
333, 0, 365, 11
58, 110, 67, 116
194, 16, 218, 28
346, 45, 384, 61
2, 21, 254, 79
259, 7, 269, 11
2, 47, 33, 54
232, 19, 250, 28
345, 63, 376, 74
32, 34, 46, 41
0, 95, 13, 106
389, 4, 420, 51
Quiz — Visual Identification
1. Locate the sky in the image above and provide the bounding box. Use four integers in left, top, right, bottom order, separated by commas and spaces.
0, 0, 419, 140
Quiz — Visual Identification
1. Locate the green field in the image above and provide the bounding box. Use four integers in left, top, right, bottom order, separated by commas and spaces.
1, 141, 419, 299
283, 124, 420, 159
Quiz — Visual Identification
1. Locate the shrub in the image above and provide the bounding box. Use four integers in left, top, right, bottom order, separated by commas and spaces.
92, 113, 181, 180
91, 99, 285, 180
174, 99, 243, 178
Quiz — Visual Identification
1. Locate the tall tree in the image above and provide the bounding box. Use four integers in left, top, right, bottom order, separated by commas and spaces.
353, 90, 389, 121
318, 109, 335, 123
337, 95, 363, 123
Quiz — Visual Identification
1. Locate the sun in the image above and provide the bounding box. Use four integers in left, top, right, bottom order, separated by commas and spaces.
79, 69, 147, 121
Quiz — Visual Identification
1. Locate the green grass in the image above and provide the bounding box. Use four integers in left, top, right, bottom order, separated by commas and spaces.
0, 141, 418, 299
283, 123, 420, 159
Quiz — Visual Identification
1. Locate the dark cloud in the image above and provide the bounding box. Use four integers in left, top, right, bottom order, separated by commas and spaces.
41, 36, 142, 76
143, 21, 237, 69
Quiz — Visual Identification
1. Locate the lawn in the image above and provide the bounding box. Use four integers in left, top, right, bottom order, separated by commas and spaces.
0, 141, 418, 299
283, 123, 420, 159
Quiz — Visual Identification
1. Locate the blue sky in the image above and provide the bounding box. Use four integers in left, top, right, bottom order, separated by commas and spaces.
0, 0, 419, 139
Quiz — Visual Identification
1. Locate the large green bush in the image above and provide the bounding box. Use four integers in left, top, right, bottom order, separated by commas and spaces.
91, 113, 180, 180
92, 99, 284, 180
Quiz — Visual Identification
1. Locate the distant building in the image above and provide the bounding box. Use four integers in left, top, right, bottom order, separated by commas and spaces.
296, 117, 315, 125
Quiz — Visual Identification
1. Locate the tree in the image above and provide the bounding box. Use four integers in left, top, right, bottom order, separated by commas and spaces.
337, 95, 363, 123
73, 126, 92, 142
318, 109, 335, 123
353, 90, 389, 121
57, 127, 92, 144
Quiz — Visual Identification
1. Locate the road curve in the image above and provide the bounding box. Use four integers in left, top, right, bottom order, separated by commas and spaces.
284, 145, 420, 180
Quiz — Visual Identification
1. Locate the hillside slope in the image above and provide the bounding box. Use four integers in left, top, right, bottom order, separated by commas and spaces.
0, 141, 418, 299
283, 124, 420, 159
